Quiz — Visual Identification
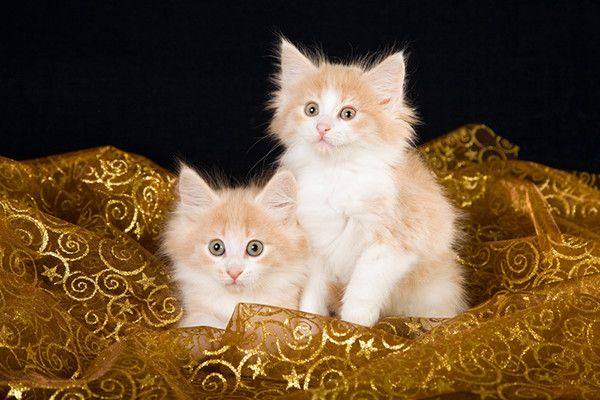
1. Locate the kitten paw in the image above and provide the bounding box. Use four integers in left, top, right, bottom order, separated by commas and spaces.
340, 305, 380, 327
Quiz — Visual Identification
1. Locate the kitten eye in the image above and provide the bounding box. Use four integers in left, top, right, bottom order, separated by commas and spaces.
304, 102, 319, 117
209, 239, 225, 256
246, 240, 264, 257
340, 107, 356, 120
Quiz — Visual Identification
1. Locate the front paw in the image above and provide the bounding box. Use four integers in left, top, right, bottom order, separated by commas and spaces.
340, 304, 380, 326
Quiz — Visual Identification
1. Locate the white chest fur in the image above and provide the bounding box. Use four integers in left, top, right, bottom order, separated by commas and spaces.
290, 152, 398, 282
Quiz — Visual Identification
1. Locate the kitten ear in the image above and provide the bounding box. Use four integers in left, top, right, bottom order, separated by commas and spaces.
257, 170, 297, 224
279, 38, 317, 83
364, 52, 406, 106
177, 165, 218, 209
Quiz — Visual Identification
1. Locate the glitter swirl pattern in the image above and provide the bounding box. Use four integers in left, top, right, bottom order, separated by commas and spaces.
1, 126, 600, 398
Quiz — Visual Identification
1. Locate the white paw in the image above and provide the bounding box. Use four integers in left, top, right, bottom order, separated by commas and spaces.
340, 304, 380, 326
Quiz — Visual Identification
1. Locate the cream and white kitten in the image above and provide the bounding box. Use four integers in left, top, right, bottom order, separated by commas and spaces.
161, 165, 310, 329
268, 39, 468, 326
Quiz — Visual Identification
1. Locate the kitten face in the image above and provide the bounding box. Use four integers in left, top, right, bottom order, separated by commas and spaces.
205, 237, 265, 289
194, 202, 287, 292
269, 39, 416, 159
294, 86, 375, 156
277, 68, 385, 159
163, 166, 307, 293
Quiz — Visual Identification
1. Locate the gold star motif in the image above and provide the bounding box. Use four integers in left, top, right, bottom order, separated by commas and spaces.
282, 367, 304, 390
248, 356, 267, 379
25, 343, 37, 361
41, 265, 62, 283
136, 273, 156, 290
6, 383, 29, 400
117, 299, 137, 316
465, 149, 479, 161
486, 230, 504, 241
357, 338, 377, 360
404, 320, 423, 337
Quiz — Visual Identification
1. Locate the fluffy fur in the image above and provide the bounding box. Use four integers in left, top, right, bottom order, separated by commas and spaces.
161, 165, 310, 329
268, 39, 468, 326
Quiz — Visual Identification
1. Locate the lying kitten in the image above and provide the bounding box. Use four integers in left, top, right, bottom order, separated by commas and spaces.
161, 165, 310, 329
268, 38, 468, 326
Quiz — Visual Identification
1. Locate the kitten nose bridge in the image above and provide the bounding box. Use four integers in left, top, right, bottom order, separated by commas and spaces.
316, 115, 333, 137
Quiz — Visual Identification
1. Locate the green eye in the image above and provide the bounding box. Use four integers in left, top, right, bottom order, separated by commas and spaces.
304, 102, 319, 117
246, 240, 264, 257
209, 239, 225, 256
340, 107, 356, 120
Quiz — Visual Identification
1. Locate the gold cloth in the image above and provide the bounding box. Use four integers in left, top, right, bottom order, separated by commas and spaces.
1, 124, 600, 399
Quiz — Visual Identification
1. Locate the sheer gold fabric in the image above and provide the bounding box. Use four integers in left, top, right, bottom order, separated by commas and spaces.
2, 124, 600, 399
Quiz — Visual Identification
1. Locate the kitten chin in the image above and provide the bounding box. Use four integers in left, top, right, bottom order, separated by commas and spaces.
160, 164, 311, 329
268, 38, 468, 326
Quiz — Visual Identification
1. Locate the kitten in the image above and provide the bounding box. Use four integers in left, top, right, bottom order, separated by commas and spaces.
160, 165, 310, 329
268, 39, 468, 326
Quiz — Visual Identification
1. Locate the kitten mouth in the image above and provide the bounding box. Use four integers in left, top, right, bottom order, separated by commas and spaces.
316, 137, 334, 148
226, 280, 245, 289
314, 137, 339, 154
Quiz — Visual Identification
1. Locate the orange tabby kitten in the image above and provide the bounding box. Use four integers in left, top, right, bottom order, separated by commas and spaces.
161, 165, 310, 329
268, 38, 468, 326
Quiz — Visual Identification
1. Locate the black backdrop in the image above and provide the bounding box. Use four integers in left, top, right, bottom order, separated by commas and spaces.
3, 1, 600, 178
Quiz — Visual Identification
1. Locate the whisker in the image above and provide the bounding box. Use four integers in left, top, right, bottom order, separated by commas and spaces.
246, 141, 283, 179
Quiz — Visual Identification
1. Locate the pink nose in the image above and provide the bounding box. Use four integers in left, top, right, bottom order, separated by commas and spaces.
317, 122, 330, 138
227, 269, 242, 280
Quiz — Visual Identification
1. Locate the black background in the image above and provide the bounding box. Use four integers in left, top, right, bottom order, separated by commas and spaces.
3, 1, 599, 178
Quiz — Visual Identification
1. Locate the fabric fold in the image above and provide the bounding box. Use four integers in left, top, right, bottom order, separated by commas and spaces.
1, 124, 600, 399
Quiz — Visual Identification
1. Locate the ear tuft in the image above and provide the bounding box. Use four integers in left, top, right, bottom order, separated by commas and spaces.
257, 170, 297, 224
364, 51, 406, 106
279, 38, 317, 84
177, 165, 218, 209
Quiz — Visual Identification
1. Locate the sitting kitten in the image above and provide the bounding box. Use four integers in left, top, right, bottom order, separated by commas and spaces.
161, 165, 310, 329
268, 39, 468, 326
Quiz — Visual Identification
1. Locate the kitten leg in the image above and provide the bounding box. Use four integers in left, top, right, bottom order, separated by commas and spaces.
341, 246, 416, 326
393, 253, 468, 318
299, 257, 330, 317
